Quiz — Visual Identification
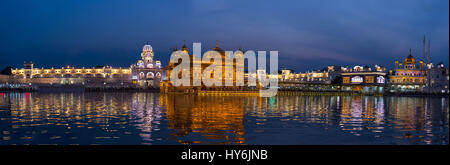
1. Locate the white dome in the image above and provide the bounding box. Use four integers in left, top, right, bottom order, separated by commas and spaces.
143, 44, 152, 52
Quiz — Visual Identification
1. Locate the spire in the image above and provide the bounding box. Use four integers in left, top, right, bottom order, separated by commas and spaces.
423, 35, 426, 63
181, 40, 188, 53
212, 40, 222, 51
182, 40, 187, 48
428, 39, 431, 64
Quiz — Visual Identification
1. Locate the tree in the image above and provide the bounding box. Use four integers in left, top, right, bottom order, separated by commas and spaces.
0, 66, 13, 75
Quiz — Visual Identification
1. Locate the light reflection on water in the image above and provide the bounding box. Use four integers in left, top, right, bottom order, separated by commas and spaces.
0, 92, 448, 145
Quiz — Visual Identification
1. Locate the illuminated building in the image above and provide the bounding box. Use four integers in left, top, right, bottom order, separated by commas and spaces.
162, 41, 245, 93
162, 94, 245, 144
341, 65, 387, 92
8, 43, 165, 88
10, 62, 131, 87
131, 43, 166, 88
279, 65, 387, 93
278, 67, 338, 91
389, 48, 427, 92
425, 62, 449, 93
0, 74, 8, 84
280, 69, 331, 84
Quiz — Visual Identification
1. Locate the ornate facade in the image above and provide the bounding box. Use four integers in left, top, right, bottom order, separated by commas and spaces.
162, 41, 244, 93
341, 65, 386, 85
341, 65, 387, 93
280, 69, 331, 84
130, 43, 166, 88
389, 49, 427, 92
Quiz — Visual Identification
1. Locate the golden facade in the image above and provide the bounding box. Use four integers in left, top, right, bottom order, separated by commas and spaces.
162, 41, 245, 93
389, 49, 427, 91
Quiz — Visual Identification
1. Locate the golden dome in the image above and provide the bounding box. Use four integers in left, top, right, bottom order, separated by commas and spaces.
404, 48, 416, 65
181, 42, 188, 53
143, 43, 152, 52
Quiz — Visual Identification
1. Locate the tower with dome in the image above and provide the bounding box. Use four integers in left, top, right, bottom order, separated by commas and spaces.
131, 42, 166, 88
389, 48, 427, 92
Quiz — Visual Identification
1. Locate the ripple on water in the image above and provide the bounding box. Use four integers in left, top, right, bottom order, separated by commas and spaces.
0, 93, 448, 145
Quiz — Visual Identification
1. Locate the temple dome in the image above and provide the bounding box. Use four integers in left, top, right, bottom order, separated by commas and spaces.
143, 44, 152, 52
404, 48, 416, 65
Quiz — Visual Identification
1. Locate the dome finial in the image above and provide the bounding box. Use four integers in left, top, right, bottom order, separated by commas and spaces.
216, 40, 218, 48
182, 40, 187, 48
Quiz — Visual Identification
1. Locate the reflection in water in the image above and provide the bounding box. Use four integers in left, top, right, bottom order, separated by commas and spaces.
162, 95, 245, 144
0, 92, 448, 145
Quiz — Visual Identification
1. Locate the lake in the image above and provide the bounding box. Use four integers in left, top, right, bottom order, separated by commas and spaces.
0, 92, 448, 145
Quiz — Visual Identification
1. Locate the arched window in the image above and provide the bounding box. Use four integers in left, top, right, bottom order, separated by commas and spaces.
147, 72, 154, 79
139, 72, 145, 79
351, 76, 363, 84
137, 61, 144, 68
156, 72, 161, 79
377, 76, 385, 84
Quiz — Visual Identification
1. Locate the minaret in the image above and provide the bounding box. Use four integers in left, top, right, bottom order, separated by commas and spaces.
427, 39, 431, 64
216, 40, 219, 48
423, 35, 426, 64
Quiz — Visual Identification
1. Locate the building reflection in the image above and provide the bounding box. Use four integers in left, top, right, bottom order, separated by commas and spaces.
338, 96, 386, 136
0, 92, 448, 145
161, 94, 245, 144
0, 92, 164, 144
131, 93, 162, 143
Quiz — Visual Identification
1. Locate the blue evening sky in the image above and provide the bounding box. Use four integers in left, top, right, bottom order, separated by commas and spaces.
0, 0, 448, 72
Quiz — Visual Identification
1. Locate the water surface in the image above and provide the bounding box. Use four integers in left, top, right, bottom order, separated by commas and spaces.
0, 92, 448, 145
